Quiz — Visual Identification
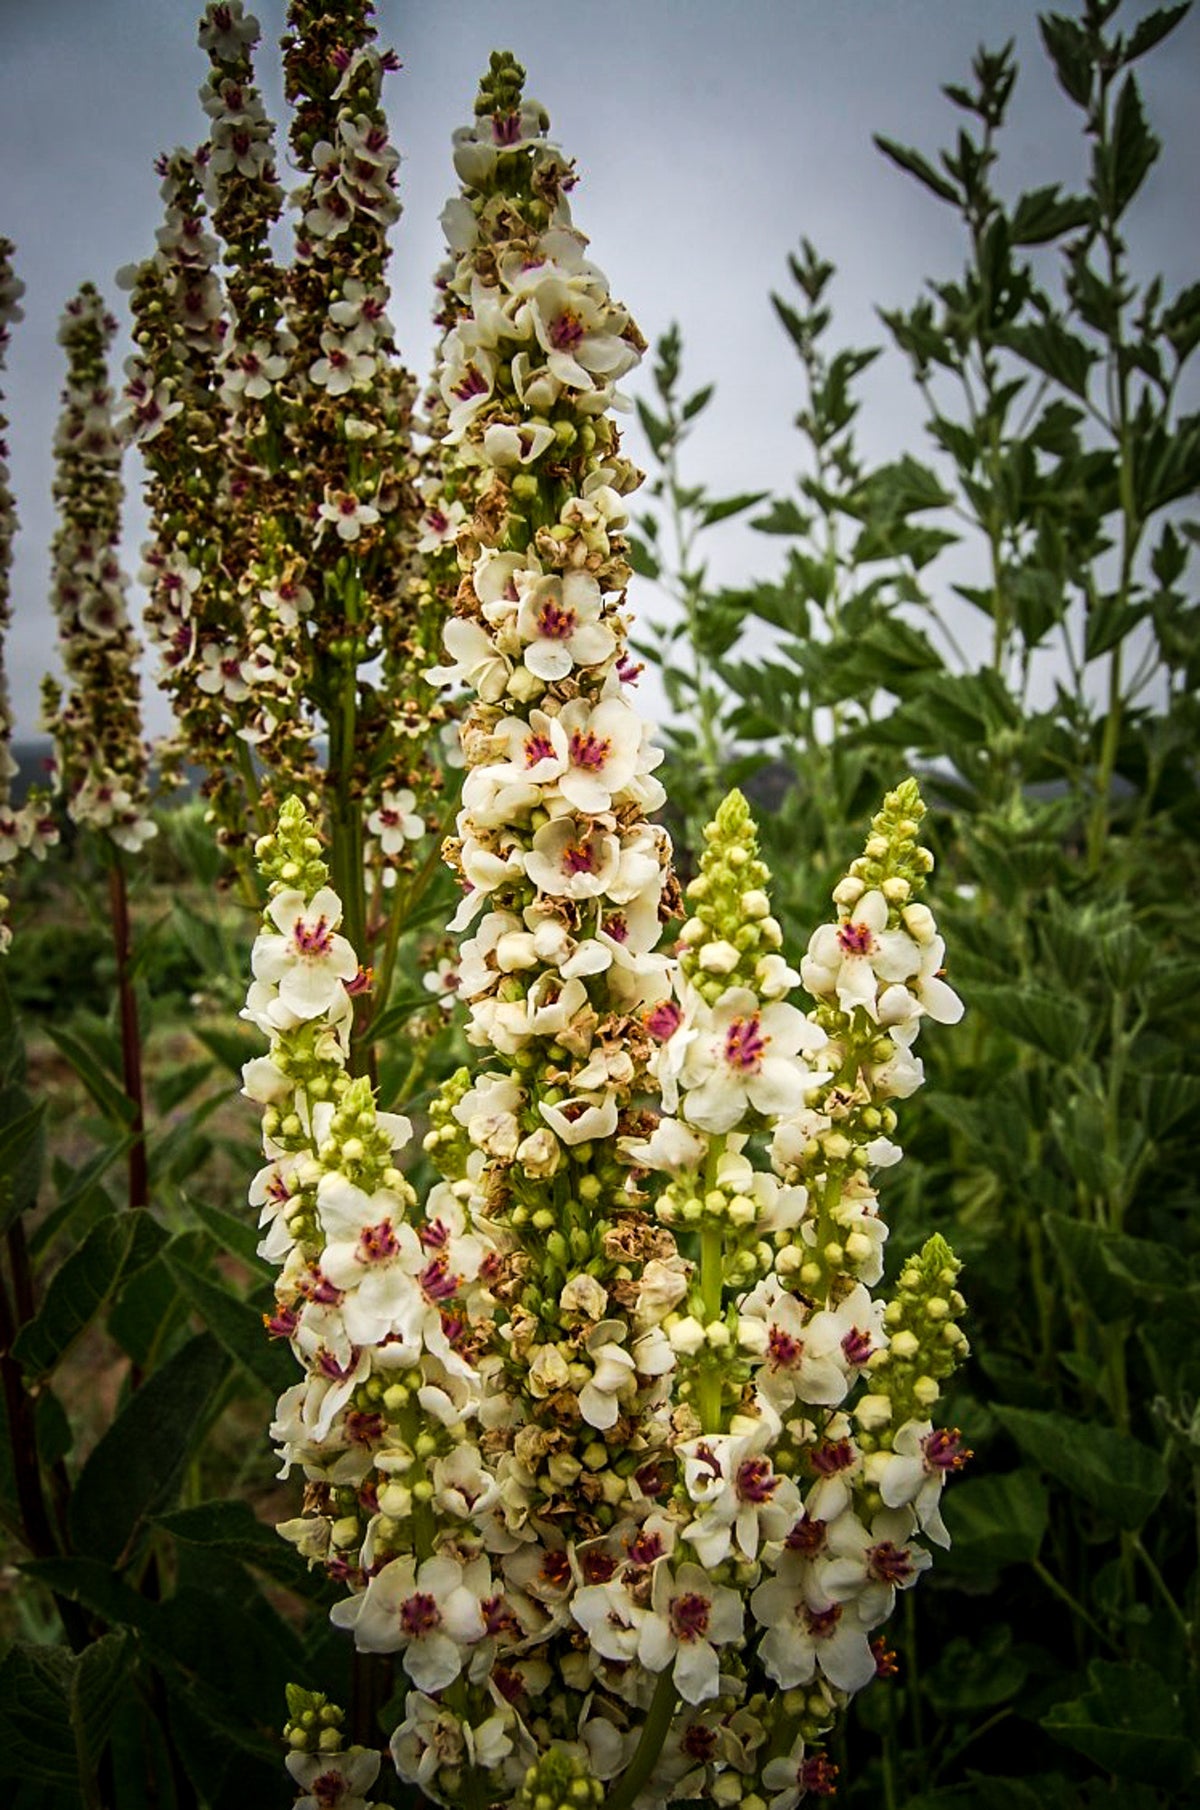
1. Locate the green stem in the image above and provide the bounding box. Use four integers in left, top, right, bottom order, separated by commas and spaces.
1132, 1534, 1192, 1649
1033, 1559, 1119, 1652
606, 1670, 678, 1810
108, 850, 148, 1213
696, 1137, 725, 1431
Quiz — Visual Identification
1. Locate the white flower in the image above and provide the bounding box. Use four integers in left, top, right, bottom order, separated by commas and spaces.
637, 1560, 744, 1704
317, 488, 380, 542
330, 1553, 492, 1690
578, 1319, 636, 1428
367, 787, 424, 854
750, 1556, 877, 1693
680, 988, 827, 1134
515, 570, 616, 681
868, 1420, 969, 1549
802, 890, 920, 1018
251, 886, 359, 1018
285, 1748, 380, 1810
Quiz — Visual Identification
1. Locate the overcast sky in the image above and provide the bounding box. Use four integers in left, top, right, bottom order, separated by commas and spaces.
2, 0, 1197, 740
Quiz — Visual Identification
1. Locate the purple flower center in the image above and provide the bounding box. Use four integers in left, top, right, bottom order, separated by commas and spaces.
535, 598, 577, 641
842, 1326, 874, 1366
550, 309, 585, 352
838, 920, 874, 956
671, 1591, 712, 1642
561, 839, 597, 877
293, 913, 334, 957
723, 1014, 767, 1073
357, 1220, 399, 1263
570, 728, 612, 773
400, 1591, 441, 1637
868, 1540, 914, 1584
736, 1456, 779, 1504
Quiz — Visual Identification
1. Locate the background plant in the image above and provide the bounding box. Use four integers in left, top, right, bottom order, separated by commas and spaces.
636, 3, 1200, 1803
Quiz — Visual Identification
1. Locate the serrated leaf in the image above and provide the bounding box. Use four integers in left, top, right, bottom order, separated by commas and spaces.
1108, 75, 1160, 217
0, 1641, 83, 1785
874, 134, 960, 204
941, 1469, 1049, 1571
995, 1405, 1168, 1530
1125, 4, 1190, 60
13, 1209, 166, 1379
164, 1254, 293, 1396
1009, 184, 1093, 245
751, 497, 810, 537
1002, 320, 1095, 398
699, 490, 769, 528
1040, 13, 1093, 108
1043, 1659, 1196, 1788
966, 981, 1088, 1063
69, 1331, 230, 1564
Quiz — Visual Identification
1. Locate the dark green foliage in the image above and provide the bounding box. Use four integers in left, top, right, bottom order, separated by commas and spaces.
638, 1, 1199, 1802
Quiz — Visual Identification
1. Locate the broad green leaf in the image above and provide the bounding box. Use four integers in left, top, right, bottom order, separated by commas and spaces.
925, 1623, 1029, 1713
29, 1140, 129, 1257
1044, 1213, 1134, 1321
14, 1210, 166, 1379
941, 1468, 1049, 1571
1125, 4, 1190, 61
0, 1642, 82, 1785
193, 1023, 260, 1076
106, 1229, 207, 1370
1042, 1659, 1196, 1788
43, 1025, 136, 1129
625, 535, 661, 581
154, 1498, 323, 1592
1002, 320, 1095, 397
164, 1253, 293, 1396
1008, 184, 1092, 246
751, 497, 810, 537
0, 1094, 46, 1234
995, 1405, 1168, 1530
184, 1196, 272, 1277
69, 1631, 134, 1798
1107, 75, 1159, 218
69, 1331, 231, 1564
1039, 13, 1093, 107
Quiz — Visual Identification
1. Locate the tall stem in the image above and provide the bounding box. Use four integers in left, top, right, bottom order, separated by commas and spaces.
108, 850, 148, 1210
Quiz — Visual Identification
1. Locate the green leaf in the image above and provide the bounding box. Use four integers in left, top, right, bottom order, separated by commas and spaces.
966, 982, 1088, 1064
69, 1331, 231, 1564
699, 490, 769, 528
635, 399, 671, 460
681, 383, 714, 423
43, 1025, 136, 1129
874, 134, 959, 204
69, 1632, 134, 1797
1107, 75, 1160, 218
995, 1405, 1168, 1530
1040, 13, 1093, 108
941, 1469, 1049, 1571
28, 1139, 130, 1258
625, 535, 661, 581
0, 1630, 132, 1795
1042, 1660, 1196, 1789
751, 497, 810, 537
1002, 320, 1095, 398
13, 1209, 166, 1379
183, 1196, 272, 1278
363, 992, 432, 1043
164, 1253, 293, 1396
1009, 184, 1092, 245
192, 1023, 260, 1077
925, 1623, 1030, 1713
0, 1094, 46, 1234
154, 1499, 322, 1591
1125, 5, 1190, 61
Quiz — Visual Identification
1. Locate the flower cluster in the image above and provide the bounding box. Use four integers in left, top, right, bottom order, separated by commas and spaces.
42, 285, 156, 854
0, 241, 58, 950
122, 0, 446, 923
246, 56, 969, 1810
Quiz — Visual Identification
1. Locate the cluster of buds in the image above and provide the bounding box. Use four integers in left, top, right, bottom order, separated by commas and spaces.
0, 242, 58, 950
120, 0, 445, 914
42, 286, 156, 854
245, 57, 970, 1810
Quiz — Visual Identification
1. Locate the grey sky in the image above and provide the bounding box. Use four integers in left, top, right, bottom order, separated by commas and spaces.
2, 0, 1197, 740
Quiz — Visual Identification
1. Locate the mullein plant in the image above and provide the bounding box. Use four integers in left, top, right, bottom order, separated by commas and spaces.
0, 242, 59, 952
42, 283, 155, 1206
241, 57, 969, 1808
121, 0, 447, 984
